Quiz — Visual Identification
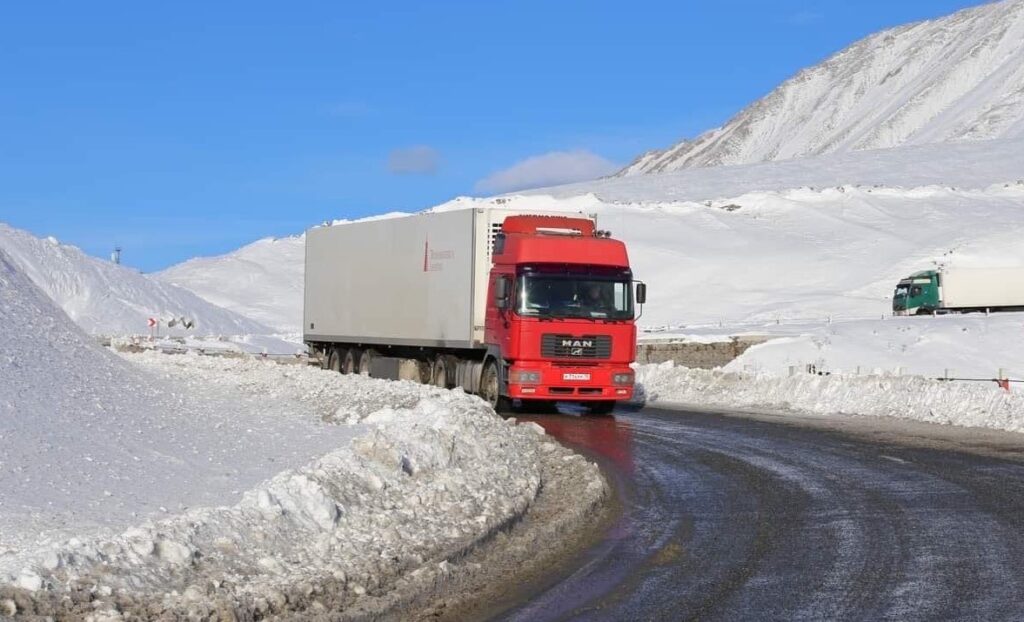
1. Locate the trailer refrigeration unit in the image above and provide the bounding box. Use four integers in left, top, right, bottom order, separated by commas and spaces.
304, 208, 646, 414
892, 267, 1024, 315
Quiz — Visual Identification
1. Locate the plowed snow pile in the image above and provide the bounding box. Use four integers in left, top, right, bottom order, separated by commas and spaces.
636, 362, 1024, 434
0, 247, 356, 574
0, 248, 605, 618
0, 222, 272, 336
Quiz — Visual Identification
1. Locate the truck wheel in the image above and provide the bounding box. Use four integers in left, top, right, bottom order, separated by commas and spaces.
342, 349, 359, 375
432, 357, 449, 389
358, 349, 377, 376
328, 348, 343, 373
480, 361, 513, 414
587, 400, 616, 416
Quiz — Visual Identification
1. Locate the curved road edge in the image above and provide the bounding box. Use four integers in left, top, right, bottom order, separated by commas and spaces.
387, 422, 616, 622
490, 404, 1024, 621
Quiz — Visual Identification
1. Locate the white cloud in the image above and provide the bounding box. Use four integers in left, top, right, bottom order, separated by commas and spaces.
474, 150, 619, 194
388, 146, 440, 175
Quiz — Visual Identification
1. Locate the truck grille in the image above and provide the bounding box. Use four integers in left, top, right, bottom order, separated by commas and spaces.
541, 334, 612, 359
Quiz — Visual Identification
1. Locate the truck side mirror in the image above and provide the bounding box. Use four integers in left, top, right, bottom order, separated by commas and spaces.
636, 282, 647, 305
495, 278, 509, 309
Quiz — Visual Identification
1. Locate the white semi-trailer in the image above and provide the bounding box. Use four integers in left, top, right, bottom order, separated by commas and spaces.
304, 208, 645, 413
893, 267, 1024, 315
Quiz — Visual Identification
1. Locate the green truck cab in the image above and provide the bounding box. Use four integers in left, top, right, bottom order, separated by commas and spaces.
892, 270, 940, 315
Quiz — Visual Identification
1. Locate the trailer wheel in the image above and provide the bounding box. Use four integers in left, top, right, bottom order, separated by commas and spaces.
342, 349, 359, 375
358, 349, 377, 376
432, 357, 449, 389
327, 347, 343, 373
480, 360, 512, 414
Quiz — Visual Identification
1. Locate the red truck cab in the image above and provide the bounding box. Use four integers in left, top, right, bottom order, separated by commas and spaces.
481, 215, 644, 414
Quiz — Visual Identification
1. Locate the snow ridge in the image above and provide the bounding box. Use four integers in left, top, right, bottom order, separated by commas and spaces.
619, 0, 1024, 175
157, 235, 306, 333
637, 362, 1024, 433
0, 222, 272, 336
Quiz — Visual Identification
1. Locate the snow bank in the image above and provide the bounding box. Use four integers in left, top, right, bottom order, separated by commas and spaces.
725, 313, 1024, 380
0, 247, 356, 563
7, 391, 546, 615
0, 222, 272, 336
3, 248, 605, 617
637, 362, 1024, 433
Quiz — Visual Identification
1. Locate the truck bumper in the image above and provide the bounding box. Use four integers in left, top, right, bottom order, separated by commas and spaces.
506, 362, 634, 401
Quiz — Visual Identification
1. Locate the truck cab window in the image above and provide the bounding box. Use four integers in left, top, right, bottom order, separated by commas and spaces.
517, 272, 634, 320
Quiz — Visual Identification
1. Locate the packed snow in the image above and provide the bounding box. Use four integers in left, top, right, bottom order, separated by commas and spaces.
0, 246, 356, 570
618, 0, 1024, 174
720, 313, 1024, 381
0, 223, 273, 336
1, 249, 604, 616
636, 362, 1024, 434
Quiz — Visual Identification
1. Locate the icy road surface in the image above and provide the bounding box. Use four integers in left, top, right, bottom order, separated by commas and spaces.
501, 407, 1024, 621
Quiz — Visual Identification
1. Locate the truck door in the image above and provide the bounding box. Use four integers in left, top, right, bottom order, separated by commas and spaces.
485, 273, 513, 350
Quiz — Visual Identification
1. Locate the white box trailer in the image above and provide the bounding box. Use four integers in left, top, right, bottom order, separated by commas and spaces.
304, 208, 582, 349
941, 267, 1024, 309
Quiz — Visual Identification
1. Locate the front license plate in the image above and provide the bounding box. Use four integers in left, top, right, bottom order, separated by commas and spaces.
562, 373, 591, 381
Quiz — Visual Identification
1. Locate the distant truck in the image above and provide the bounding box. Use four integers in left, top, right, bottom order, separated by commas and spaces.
893, 267, 1024, 315
303, 208, 645, 414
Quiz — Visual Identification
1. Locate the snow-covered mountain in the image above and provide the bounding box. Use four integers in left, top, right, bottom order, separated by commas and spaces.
0, 223, 273, 336
619, 0, 1024, 175
157, 235, 305, 333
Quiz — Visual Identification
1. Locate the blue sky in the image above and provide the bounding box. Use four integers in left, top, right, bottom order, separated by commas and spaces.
0, 0, 983, 271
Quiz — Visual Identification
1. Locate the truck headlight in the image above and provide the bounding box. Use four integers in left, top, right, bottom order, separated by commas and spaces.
510, 370, 542, 384
612, 372, 634, 386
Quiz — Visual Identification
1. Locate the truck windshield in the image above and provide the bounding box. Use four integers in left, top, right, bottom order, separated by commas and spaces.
517, 275, 634, 320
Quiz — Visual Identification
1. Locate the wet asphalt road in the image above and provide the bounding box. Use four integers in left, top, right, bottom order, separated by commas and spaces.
498, 406, 1024, 621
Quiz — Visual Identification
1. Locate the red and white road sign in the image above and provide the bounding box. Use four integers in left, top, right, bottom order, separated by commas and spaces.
147, 317, 157, 328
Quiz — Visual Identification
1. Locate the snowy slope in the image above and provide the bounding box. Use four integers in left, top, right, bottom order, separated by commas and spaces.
531, 137, 1024, 203
620, 0, 1024, 174
0, 247, 355, 559
157, 234, 305, 333
0, 222, 272, 336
